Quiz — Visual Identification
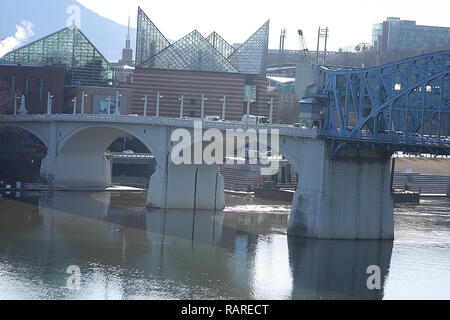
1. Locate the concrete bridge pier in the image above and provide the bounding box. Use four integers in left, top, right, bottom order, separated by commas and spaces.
147, 160, 225, 210
40, 151, 112, 187
287, 139, 394, 240
146, 126, 225, 210
39, 124, 116, 187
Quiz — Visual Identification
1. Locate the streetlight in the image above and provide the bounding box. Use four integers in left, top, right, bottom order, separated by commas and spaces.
156, 92, 163, 118
72, 96, 77, 115
106, 96, 112, 114
13, 93, 18, 115
81, 91, 88, 114
201, 94, 208, 119
220, 96, 226, 121
115, 93, 123, 115
47, 92, 54, 115
267, 98, 274, 124
179, 95, 184, 119
115, 90, 120, 115
142, 95, 148, 117
246, 99, 251, 125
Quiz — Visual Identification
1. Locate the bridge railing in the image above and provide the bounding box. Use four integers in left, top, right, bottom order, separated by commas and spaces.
0, 114, 319, 138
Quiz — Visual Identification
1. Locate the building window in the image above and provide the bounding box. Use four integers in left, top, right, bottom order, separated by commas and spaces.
190, 99, 196, 105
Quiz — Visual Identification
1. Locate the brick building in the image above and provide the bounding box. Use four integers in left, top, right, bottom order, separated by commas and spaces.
129, 8, 278, 121
0, 64, 65, 114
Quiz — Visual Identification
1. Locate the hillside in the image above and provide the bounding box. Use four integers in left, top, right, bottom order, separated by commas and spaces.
0, 0, 135, 60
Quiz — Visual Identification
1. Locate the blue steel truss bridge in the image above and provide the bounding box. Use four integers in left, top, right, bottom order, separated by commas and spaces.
316, 51, 450, 158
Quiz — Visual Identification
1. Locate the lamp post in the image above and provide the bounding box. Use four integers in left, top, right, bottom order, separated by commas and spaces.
143, 95, 148, 117
179, 95, 184, 119
47, 92, 53, 115
246, 100, 251, 125
156, 92, 162, 118
221, 96, 226, 121
115, 90, 120, 115
201, 94, 207, 119
81, 91, 87, 114
13, 92, 17, 115
107, 96, 112, 115
72, 96, 77, 115
269, 98, 274, 124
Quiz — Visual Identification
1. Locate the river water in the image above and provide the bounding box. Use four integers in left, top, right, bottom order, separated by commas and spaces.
0, 191, 448, 300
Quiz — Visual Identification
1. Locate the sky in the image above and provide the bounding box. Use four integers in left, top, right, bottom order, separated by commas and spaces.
76, 0, 449, 52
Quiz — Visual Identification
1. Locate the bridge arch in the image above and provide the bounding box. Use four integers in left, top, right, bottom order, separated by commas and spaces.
0, 125, 48, 184
2, 124, 49, 149
48, 123, 162, 188
57, 123, 160, 157
161, 127, 303, 210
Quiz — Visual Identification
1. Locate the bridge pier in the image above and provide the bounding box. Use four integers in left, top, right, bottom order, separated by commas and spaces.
147, 162, 225, 210
40, 152, 112, 187
287, 140, 394, 240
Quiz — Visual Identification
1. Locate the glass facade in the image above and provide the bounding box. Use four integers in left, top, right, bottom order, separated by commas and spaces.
376, 17, 450, 52
228, 21, 270, 75
135, 7, 171, 66
140, 30, 239, 73
136, 7, 269, 75
1, 27, 114, 87
207, 32, 236, 59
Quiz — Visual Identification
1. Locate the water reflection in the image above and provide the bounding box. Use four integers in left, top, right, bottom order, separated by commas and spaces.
0, 191, 396, 299
288, 238, 392, 299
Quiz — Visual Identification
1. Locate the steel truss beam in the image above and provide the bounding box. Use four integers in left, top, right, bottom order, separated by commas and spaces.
319, 51, 450, 156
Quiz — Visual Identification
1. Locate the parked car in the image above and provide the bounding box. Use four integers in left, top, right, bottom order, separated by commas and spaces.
241, 115, 270, 125
204, 116, 222, 122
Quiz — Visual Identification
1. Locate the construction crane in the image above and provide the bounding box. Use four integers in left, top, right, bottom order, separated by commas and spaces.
298, 29, 313, 64
279, 28, 287, 71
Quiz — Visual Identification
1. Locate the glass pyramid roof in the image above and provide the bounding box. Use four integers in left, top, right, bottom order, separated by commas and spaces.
207, 32, 235, 59
135, 8, 269, 75
141, 30, 239, 73
228, 21, 270, 75
1, 26, 114, 87
135, 7, 171, 66
139, 45, 190, 71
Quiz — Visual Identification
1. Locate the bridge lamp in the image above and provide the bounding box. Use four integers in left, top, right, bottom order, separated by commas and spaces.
115, 94, 123, 115
106, 96, 112, 115
80, 92, 88, 115
267, 99, 274, 124
220, 96, 226, 121
201, 94, 208, 119
142, 95, 149, 117
72, 97, 77, 115
179, 95, 185, 119
156, 92, 163, 118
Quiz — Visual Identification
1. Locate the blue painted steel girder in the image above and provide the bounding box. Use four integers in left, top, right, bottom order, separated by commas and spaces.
319, 51, 450, 156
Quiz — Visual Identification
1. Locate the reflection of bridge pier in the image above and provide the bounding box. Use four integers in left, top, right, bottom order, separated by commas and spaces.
288, 237, 393, 299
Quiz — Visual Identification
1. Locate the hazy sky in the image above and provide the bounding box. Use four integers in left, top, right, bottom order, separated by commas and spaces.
76, 0, 449, 51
